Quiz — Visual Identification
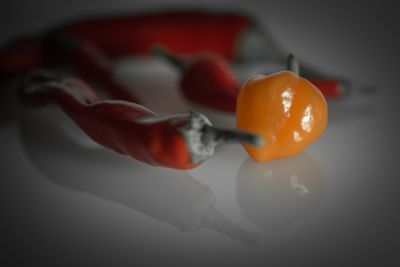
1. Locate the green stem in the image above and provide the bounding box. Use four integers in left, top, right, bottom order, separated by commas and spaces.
151, 45, 187, 71
286, 53, 300, 75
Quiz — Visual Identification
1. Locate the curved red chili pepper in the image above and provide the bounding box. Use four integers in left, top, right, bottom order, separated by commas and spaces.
1, 11, 250, 79
0, 33, 140, 103
19, 70, 263, 170
60, 11, 251, 59
45, 32, 141, 102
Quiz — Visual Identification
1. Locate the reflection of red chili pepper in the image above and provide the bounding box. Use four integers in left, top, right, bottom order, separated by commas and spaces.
60, 11, 250, 59
20, 70, 263, 170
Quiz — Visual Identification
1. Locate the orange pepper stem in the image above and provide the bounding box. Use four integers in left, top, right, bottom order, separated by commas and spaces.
286, 53, 300, 75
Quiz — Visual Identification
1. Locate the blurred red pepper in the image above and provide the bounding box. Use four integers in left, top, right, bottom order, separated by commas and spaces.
59, 11, 250, 59
19, 70, 263, 169
309, 79, 346, 98
0, 10, 250, 78
44, 32, 141, 102
154, 47, 240, 113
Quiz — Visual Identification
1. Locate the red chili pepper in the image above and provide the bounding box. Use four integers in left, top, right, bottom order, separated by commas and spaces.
154, 47, 240, 113
59, 11, 251, 60
1, 11, 250, 78
19, 70, 263, 170
309, 79, 347, 98
45, 32, 141, 102
0, 32, 140, 102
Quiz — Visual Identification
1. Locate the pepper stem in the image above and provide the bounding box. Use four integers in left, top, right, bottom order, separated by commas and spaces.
287, 53, 300, 75
201, 124, 264, 147
178, 112, 264, 164
151, 45, 187, 70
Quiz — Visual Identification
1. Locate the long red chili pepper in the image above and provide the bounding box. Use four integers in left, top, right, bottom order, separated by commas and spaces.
59, 11, 250, 59
19, 70, 263, 170
0, 32, 140, 102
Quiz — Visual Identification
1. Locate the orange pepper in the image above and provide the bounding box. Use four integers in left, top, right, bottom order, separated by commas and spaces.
236, 55, 328, 162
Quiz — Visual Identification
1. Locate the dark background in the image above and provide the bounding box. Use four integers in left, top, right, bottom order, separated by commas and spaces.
1, 0, 399, 266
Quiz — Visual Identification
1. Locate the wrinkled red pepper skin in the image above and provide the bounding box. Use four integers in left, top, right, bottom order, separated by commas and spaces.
20, 72, 198, 169
60, 11, 250, 59
70, 102, 197, 169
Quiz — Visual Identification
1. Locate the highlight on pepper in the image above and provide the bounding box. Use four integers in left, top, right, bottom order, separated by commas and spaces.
236, 54, 328, 163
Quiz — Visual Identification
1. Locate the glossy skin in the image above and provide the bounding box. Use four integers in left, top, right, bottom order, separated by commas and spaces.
236, 71, 328, 162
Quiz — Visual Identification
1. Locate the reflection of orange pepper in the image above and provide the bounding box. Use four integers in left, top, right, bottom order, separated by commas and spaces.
236, 55, 328, 162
